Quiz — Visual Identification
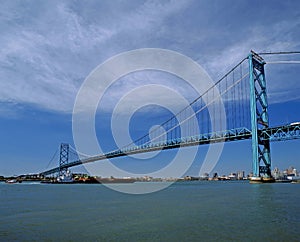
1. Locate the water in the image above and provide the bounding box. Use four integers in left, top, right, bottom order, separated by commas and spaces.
0, 181, 299, 241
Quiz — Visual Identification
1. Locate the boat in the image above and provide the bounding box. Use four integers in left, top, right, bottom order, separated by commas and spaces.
249, 176, 275, 183
249, 177, 263, 183
5, 179, 22, 184
262, 177, 275, 183
275, 179, 291, 183
287, 174, 300, 182
41, 172, 136, 184
228, 173, 238, 180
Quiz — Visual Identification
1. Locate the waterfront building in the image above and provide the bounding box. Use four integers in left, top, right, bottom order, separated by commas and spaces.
200, 173, 209, 180
292, 168, 297, 176
212, 172, 218, 180
272, 167, 283, 179
237, 171, 245, 180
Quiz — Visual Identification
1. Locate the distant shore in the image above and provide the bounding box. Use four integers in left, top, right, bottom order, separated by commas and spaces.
1, 176, 298, 184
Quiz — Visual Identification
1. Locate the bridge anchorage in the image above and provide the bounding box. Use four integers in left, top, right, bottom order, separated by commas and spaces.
40, 51, 300, 183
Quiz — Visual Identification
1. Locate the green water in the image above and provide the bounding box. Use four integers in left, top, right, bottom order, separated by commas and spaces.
0, 181, 299, 241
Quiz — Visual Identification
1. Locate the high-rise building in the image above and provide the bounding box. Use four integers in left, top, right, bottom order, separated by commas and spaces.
237, 171, 245, 180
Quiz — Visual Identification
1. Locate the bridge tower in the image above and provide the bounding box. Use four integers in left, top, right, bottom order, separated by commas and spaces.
59, 143, 69, 176
248, 51, 272, 179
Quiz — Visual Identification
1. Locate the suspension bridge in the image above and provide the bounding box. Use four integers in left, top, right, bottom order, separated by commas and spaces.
40, 51, 300, 182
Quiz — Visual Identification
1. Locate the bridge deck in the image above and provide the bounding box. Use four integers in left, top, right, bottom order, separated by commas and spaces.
41, 124, 300, 176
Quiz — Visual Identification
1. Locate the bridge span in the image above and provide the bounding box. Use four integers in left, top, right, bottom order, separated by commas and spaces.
40, 124, 300, 176
40, 51, 300, 179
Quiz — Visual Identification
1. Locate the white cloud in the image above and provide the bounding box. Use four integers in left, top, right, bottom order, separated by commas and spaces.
96, 70, 199, 114
0, 0, 299, 118
0, 0, 194, 117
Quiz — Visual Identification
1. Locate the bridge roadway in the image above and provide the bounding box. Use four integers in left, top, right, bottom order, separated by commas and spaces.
40, 124, 300, 176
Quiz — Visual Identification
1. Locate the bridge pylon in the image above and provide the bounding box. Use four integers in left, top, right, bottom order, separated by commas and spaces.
248, 51, 272, 179
59, 143, 69, 176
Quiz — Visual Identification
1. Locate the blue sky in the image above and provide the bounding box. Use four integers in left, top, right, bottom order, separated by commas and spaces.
1, 0, 300, 177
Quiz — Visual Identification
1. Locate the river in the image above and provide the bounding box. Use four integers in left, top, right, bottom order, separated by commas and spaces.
0, 181, 299, 241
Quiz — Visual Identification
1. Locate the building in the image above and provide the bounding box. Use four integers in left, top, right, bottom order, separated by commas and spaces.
237, 171, 245, 180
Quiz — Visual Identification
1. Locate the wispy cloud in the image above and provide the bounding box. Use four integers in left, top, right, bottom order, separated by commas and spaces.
0, 0, 193, 116
0, 0, 299, 117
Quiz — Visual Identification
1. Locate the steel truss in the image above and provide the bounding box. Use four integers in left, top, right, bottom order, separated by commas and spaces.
249, 51, 271, 177
59, 143, 69, 176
